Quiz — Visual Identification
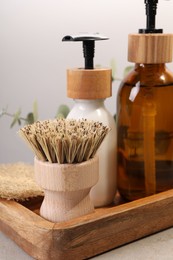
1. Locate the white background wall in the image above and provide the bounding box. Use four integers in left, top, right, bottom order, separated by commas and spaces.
0, 0, 173, 163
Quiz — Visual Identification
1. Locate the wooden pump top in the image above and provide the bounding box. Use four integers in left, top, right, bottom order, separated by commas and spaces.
128, 34, 173, 64
67, 68, 112, 99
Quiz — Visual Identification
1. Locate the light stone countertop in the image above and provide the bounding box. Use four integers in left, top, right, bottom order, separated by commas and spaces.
1, 227, 173, 260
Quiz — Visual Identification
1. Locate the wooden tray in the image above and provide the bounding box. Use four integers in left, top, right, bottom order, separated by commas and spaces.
1, 189, 173, 260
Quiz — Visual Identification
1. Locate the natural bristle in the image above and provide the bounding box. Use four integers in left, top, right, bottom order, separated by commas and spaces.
18, 118, 110, 164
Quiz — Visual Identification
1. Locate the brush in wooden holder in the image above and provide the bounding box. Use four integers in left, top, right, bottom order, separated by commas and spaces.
34, 156, 99, 223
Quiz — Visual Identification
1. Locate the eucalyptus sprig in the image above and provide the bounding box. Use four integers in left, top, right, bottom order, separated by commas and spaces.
0, 102, 70, 128
0, 101, 38, 128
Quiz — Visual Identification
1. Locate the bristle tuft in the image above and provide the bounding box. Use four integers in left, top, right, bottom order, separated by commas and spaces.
18, 118, 110, 164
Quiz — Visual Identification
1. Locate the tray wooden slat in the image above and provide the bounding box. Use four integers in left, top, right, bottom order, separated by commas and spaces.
1, 189, 173, 260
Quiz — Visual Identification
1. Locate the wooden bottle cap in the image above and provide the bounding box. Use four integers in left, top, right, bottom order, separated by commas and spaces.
67, 68, 112, 99
128, 34, 173, 64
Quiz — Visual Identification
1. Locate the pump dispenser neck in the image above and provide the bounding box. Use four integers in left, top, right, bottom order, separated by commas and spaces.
62, 34, 108, 70
139, 0, 162, 34
83, 40, 95, 69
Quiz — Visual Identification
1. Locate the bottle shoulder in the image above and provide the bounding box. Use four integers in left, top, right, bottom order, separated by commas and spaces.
120, 65, 173, 87
67, 103, 116, 130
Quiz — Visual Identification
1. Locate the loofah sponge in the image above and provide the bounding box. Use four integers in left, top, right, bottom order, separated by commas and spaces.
0, 162, 44, 201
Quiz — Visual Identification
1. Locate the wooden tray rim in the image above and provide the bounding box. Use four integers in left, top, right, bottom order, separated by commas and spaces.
1, 189, 173, 259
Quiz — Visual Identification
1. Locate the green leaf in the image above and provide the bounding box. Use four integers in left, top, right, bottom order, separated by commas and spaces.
56, 105, 70, 119
10, 109, 21, 128
110, 59, 116, 81
33, 100, 38, 122
18, 119, 21, 125
123, 66, 133, 77
56, 113, 65, 119
0, 107, 8, 117
26, 112, 34, 124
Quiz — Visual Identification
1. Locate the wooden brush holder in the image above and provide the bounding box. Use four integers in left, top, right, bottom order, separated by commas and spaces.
34, 156, 99, 222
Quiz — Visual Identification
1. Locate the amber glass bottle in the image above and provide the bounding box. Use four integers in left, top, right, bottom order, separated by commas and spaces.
117, 34, 173, 201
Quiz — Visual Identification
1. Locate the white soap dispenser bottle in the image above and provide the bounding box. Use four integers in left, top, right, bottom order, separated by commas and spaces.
62, 34, 117, 207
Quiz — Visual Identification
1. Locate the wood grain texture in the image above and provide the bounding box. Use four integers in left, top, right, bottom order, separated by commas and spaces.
1, 189, 173, 259
67, 68, 112, 99
34, 156, 99, 222
128, 34, 173, 64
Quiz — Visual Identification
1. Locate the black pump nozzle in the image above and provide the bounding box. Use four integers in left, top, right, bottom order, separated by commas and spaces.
62, 34, 108, 69
139, 0, 163, 33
